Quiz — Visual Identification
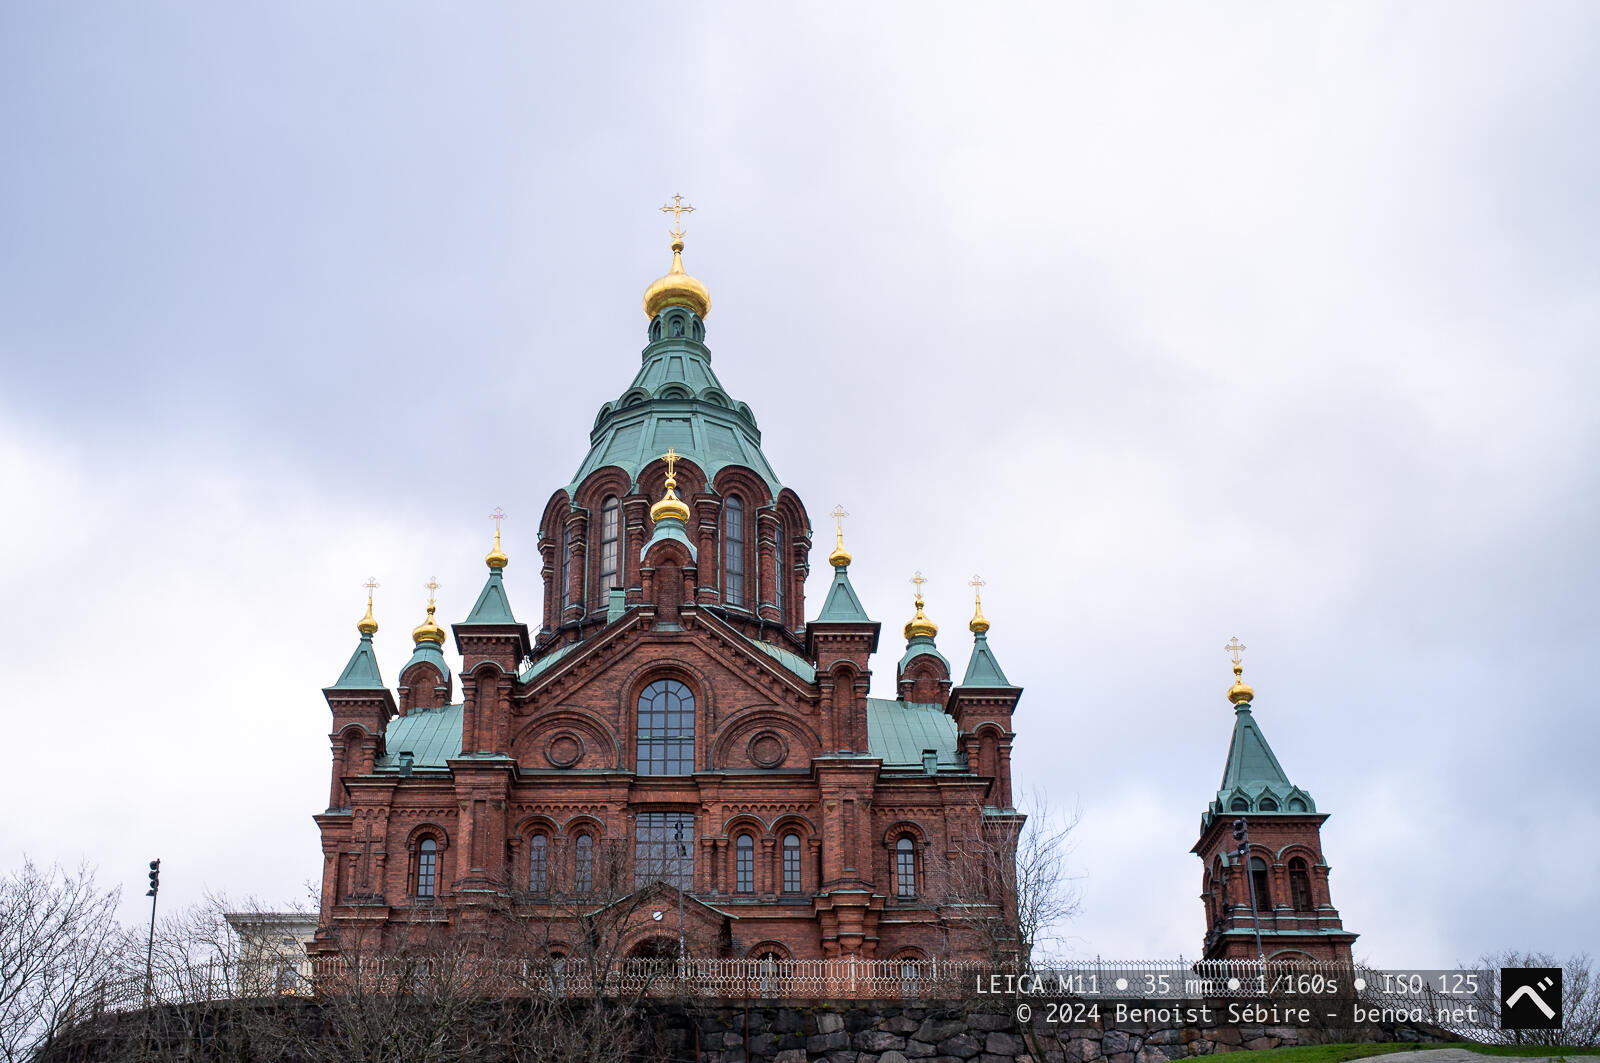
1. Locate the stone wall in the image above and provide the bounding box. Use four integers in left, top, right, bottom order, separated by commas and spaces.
652, 999, 1455, 1063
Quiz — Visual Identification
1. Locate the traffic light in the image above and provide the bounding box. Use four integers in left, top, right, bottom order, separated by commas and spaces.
147, 859, 160, 897
1231, 818, 1249, 858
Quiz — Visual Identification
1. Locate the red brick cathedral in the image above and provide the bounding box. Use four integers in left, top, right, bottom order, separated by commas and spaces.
312, 217, 1023, 965
1190, 644, 1357, 962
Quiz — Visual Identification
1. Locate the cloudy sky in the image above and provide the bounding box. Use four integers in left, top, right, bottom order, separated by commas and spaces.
3, 3, 1596, 966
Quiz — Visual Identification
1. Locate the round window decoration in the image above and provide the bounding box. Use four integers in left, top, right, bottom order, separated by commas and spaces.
545, 732, 584, 768
748, 731, 788, 768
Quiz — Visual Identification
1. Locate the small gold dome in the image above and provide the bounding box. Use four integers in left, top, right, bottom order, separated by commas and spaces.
969, 599, 990, 635
1228, 662, 1254, 705
643, 238, 711, 320
904, 593, 938, 640
485, 526, 509, 569
828, 526, 852, 568
357, 600, 379, 636
650, 473, 692, 524
412, 602, 445, 645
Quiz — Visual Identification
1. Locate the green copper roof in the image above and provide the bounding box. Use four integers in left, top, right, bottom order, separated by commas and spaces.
641, 515, 697, 561
329, 633, 385, 690
374, 704, 462, 770
518, 638, 582, 682
568, 330, 783, 496
742, 635, 817, 683
1208, 703, 1316, 820
814, 564, 872, 624
898, 634, 949, 673
866, 699, 963, 768
401, 641, 449, 680
460, 569, 517, 625
960, 632, 1011, 687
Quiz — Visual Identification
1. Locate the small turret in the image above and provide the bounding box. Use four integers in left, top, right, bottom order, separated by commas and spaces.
896, 572, 950, 703
399, 577, 452, 713
806, 506, 879, 752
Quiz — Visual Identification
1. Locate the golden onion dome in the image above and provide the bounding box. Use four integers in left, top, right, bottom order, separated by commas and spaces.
969, 597, 990, 635
642, 237, 711, 320
357, 599, 379, 637
828, 526, 852, 568
412, 602, 445, 646
650, 472, 692, 524
1227, 662, 1255, 705
485, 525, 509, 569
904, 593, 938, 640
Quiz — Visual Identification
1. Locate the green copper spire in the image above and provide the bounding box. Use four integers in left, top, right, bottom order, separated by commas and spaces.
461, 568, 518, 625
959, 576, 1011, 687
815, 506, 871, 623
330, 582, 387, 690
1209, 645, 1315, 818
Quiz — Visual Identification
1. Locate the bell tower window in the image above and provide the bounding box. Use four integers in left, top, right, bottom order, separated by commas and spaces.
599, 496, 620, 592
773, 521, 785, 623
1289, 857, 1313, 911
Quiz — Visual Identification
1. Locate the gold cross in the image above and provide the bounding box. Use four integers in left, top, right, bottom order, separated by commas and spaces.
489, 506, 507, 531
910, 571, 927, 591
425, 577, 439, 609
969, 574, 985, 603
661, 194, 695, 240
661, 446, 681, 481
1225, 636, 1246, 666
830, 504, 848, 532
363, 577, 379, 603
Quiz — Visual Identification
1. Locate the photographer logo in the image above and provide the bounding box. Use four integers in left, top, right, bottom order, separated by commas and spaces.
1501, 968, 1562, 1030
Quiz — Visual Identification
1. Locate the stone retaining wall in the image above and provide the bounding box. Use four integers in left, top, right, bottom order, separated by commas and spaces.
654, 999, 1454, 1063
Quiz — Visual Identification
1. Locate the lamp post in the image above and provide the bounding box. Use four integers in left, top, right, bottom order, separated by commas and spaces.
143, 859, 160, 1009
1232, 819, 1266, 985
672, 820, 686, 961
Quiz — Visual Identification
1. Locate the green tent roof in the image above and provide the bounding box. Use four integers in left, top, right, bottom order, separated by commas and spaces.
960, 631, 1011, 687
460, 569, 517, 625
329, 633, 385, 690
1207, 702, 1316, 821
814, 564, 872, 624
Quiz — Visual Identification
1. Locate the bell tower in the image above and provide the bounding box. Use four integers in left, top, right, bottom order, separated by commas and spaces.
1190, 639, 1357, 962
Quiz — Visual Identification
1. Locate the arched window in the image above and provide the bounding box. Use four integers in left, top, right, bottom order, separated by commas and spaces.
599, 496, 620, 593
559, 523, 572, 613
1259, 797, 1279, 811
735, 834, 755, 893
895, 836, 916, 898
529, 835, 548, 893
772, 521, 785, 622
1288, 797, 1308, 812
1289, 857, 1313, 911
1249, 856, 1271, 911
574, 834, 593, 894
723, 496, 745, 607
637, 679, 695, 775
1230, 797, 1249, 812
416, 837, 438, 899
782, 833, 802, 893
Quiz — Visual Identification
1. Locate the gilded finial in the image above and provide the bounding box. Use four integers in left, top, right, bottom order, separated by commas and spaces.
412, 577, 445, 645
904, 571, 938, 640
828, 504, 852, 567
1225, 635, 1254, 705
968, 574, 990, 634
358, 577, 380, 636
643, 195, 711, 318
650, 447, 692, 523
486, 508, 509, 569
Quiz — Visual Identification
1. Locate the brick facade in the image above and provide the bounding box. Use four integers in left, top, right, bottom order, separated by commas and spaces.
311, 279, 1023, 966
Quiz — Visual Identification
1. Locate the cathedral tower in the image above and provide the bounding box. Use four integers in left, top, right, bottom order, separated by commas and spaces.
1190, 640, 1357, 962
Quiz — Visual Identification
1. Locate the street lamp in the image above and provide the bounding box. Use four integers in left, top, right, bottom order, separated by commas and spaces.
1231, 819, 1266, 980
672, 820, 686, 960
143, 859, 161, 1009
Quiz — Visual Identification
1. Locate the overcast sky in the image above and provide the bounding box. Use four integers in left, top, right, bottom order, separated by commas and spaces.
2, 3, 1596, 967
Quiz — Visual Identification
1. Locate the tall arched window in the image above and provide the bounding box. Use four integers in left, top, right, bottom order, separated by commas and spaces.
574, 834, 593, 894
599, 496, 620, 593
636, 679, 695, 775
1249, 856, 1271, 911
735, 834, 755, 893
1289, 857, 1313, 911
772, 521, 785, 622
416, 837, 438, 899
529, 835, 548, 893
895, 836, 916, 898
559, 523, 572, 613
782, 833, 802, 893
723, 496, 745, 607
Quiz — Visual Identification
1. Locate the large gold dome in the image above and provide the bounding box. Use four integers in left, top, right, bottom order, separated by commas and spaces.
643, 237, 711, 319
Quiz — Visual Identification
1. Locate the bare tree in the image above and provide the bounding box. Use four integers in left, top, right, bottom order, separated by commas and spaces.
932, 789, 1083, 970
0, 858, 123, 1063
1462, 950, 1600, 1047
